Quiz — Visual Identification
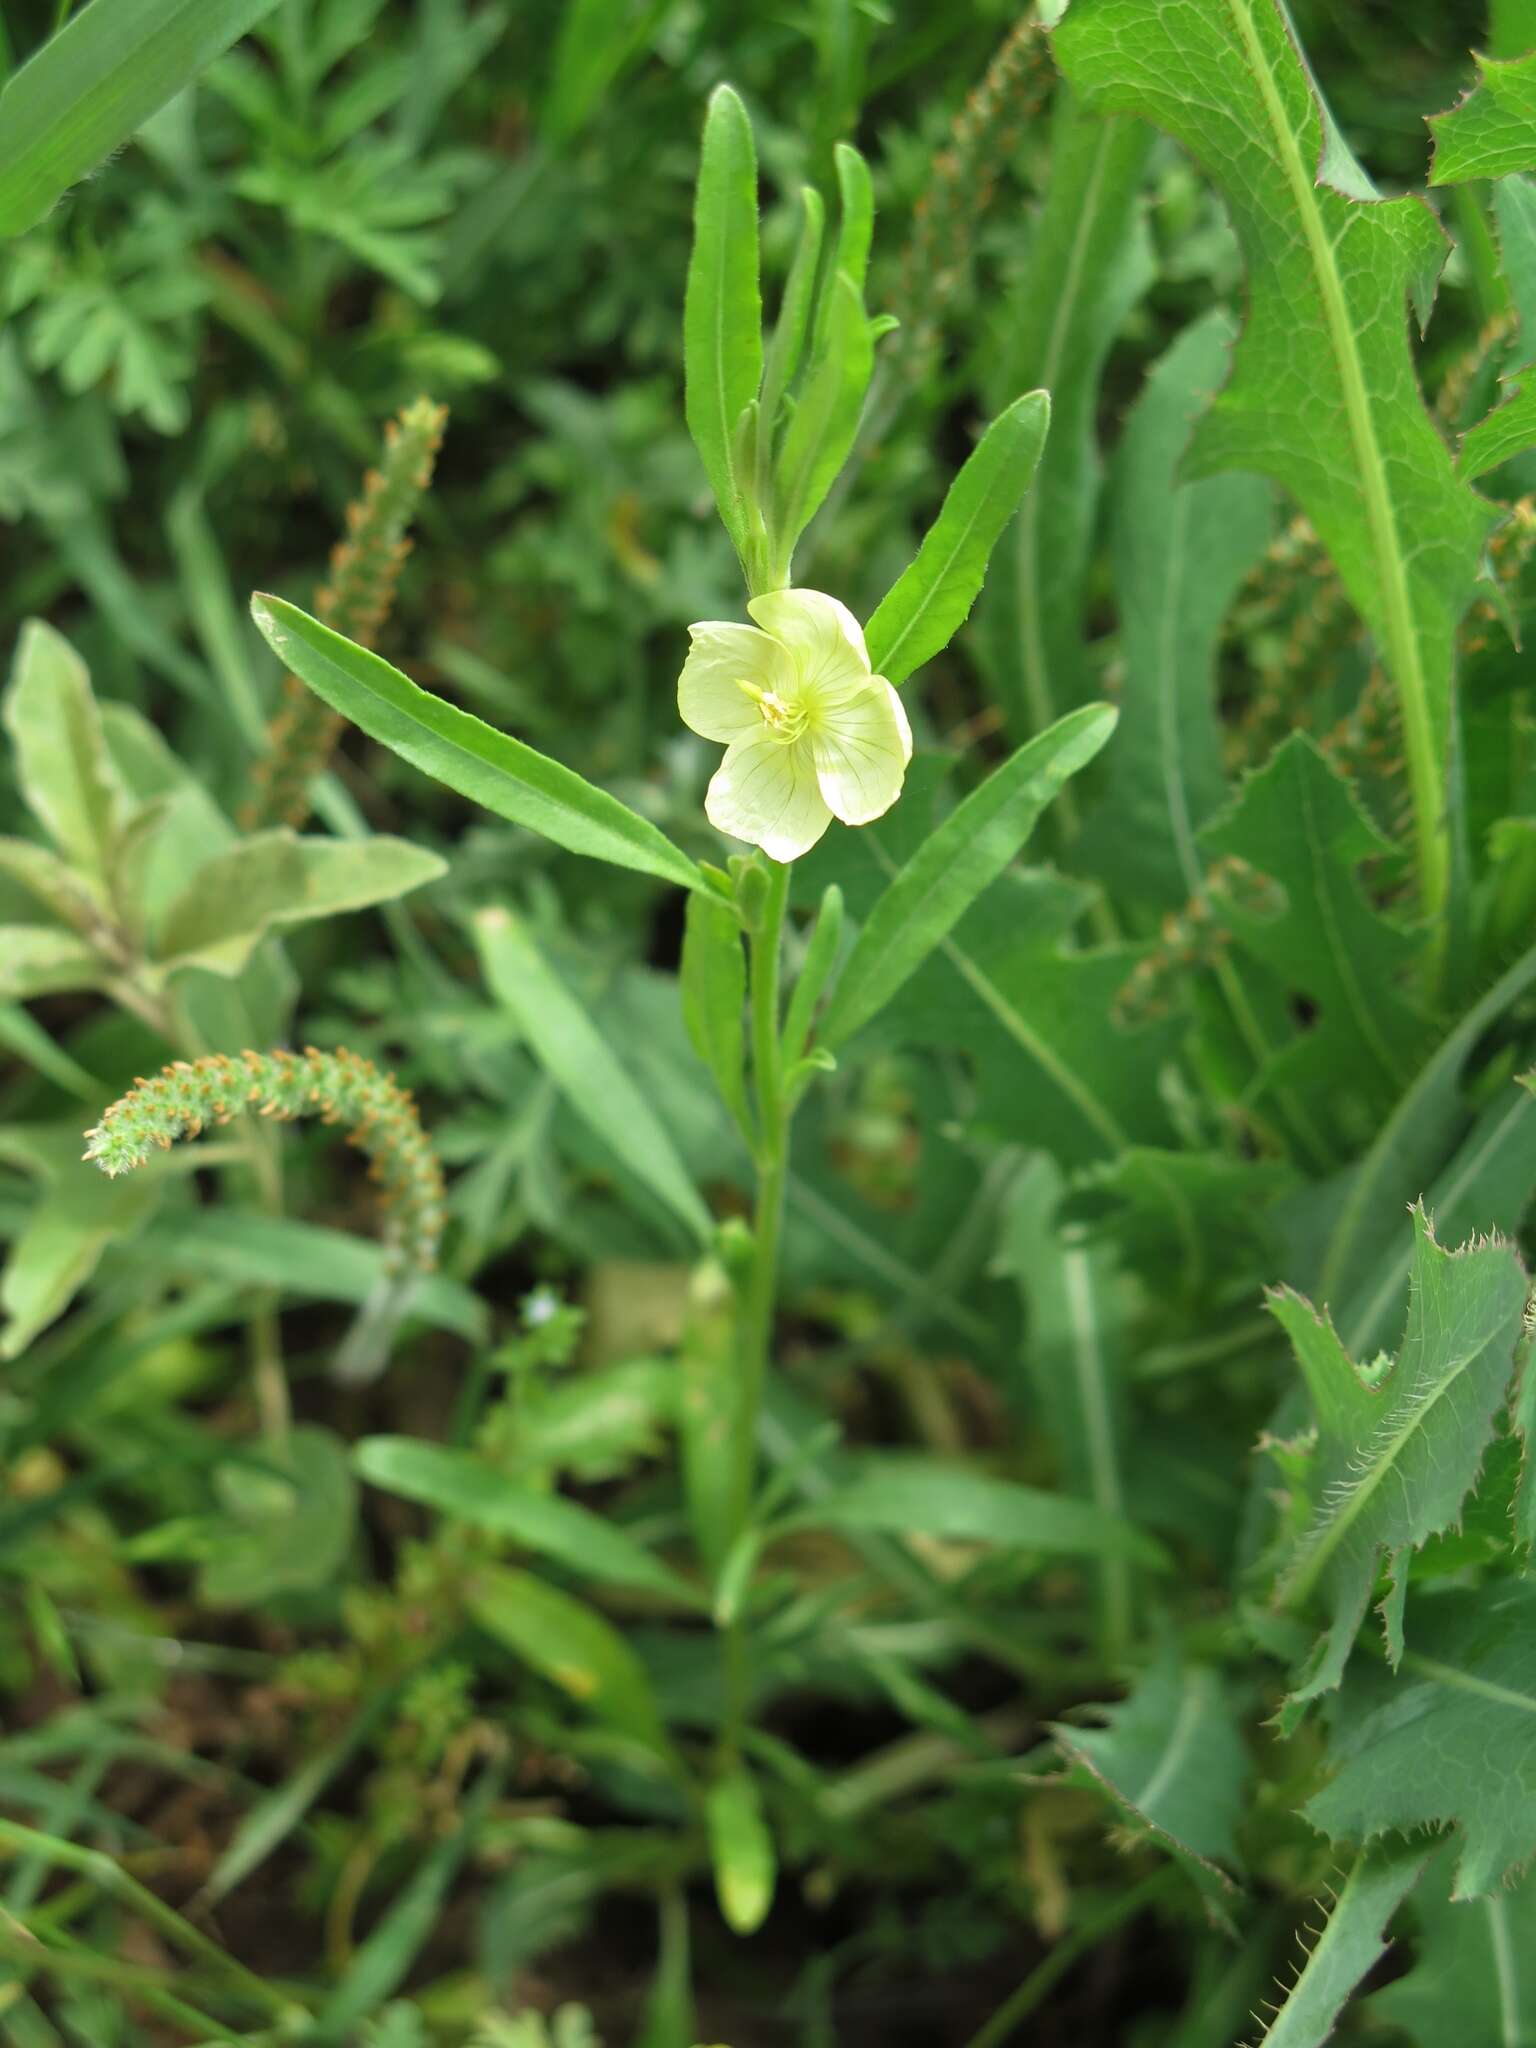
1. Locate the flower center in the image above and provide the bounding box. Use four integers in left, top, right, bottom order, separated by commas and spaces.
738, 679, 809, 743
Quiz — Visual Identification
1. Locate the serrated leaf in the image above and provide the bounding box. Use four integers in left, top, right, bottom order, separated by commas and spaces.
1051, 1641, 1249, 1877
1268, 1208, 1527, 1709
1368, 1849, 1536, 2047
353, 1437, 701, 1605
155, 830, 445, 975
2, 619, 126, 881
1074, 312, 1272, 912
976, 91, 1152, 744
1431, 50, 1536, 185
1306, 1584, 1536, 1897
683, 82, 762, 556
1458, 374, 1536, 480
1200, 735, 1428, 1139
250, 595, 704, 895
1249, 1840, 1431, 2048
864, 389, 1051, 689
1057, 0, 1494, 926
1062, 1148, 1294, 1304
819, 704, 1117, 1049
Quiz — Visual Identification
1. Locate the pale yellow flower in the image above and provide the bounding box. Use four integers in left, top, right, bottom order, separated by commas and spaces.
677, 588, 912, 862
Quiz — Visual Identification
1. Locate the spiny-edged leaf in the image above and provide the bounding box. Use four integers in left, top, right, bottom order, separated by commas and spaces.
0, 926, 104, 1000
1200, 735, 1427, 1137
1431, 51, 1536, 184
154, 831, 445, 975
474, 906, 713, 1246
353, 1437, 700, 1606
1512, 1076, 1536, 1550
975, 90, 1152, 743
880, 866, 1186, 1167
679, 892, 750, 1144
1306, 1583, 1536, 1897
683, 83, 762, 553
1247, 1840, 1432, 2048
1268, 1209, 1527, 1710
1367, 1850, 1536, 2047
199, 1424, 356, 1607
0, 1124, 160, 1357
0, 0, 281, 237
1337, 1076, 1536, 1360
250, 595, 704, 895
997, 1156, 1133, 1654
864, 390, 1051, 690
2, 619, 126, 880
466, 1561, 670, 1755
819, 704, 1117, 1048
706, 1764, 775, 1936
1319, 936, 1536, 1310
1074, 311, 1272, 913
1061, 1148, 1294, 1306
1497, 174, 1536, 346
1051, 1641, 1249, 1879
1057, 0, 1494, 912
789, 1451, 1168, 1568
1458, 374, 1536, 480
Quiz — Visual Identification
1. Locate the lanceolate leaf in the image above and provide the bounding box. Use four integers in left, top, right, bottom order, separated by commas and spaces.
1074, 312, 1272, 914
976, 89, 1152, 749
864, 390, 1051, 689
1306, 1584, 1536, 1897
1430, 51, 1536, 185
1252, 1841, 1431, 2048
250, 596, 704, 894
3, 620, 126, 882
683, 82, 762, 555
1055, 0, 1494, 928
820, 704, 1117, 1048
1268, 1210, 1528, 1708
0, 0, 281, 237
679, 891, 751, 1144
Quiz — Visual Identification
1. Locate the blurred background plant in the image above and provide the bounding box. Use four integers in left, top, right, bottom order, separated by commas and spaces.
6, 1, 1536, 2045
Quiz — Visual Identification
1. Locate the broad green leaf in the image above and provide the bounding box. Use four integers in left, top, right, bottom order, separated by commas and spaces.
1254, 1841, 1431, 2048
0, 837, 104, 931
1200, 736, 1427, 1140
353, 1437, 700, 1605
864, 391, 1051, 689
466, 1562, 669, 1754
997, 1156, 1133, 1655
250, 595, 704, 895
1268, 1209, 1527, 1709
0, 927, 103, 1000
1074, 313, 1272, 913
791, 1452, 1167, 1567
683, 82, 761, 554
1511, 1075, 1536, 1548
1051, 1642, 1248, 1894
154, 830, 445, 975
199, 1425, 356, 1607
1056, 0, 1494, 928
679, 892, 750, 1143
706, 1766, 775, 1936
976, 91, 1152, 749
2, 620, 126, 880
0, 0, 281, 237
1458, 375, 1536, 480
1368, 1853, 1536, 2047
1430, 50, 1536, 184
819, 705, 1117, 1048
474, 907, 713, 1245
0, 1125, 160, 1358
1306, 1584, 1536, 1897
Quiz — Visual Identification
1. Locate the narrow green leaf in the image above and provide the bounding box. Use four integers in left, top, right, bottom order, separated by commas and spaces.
793, 1453, 1167, 1567
706, 1765, 776, 1935
354, 1437, 701, 1605
474, 906, 713, 1245
155, 830, 445, 975
2, 621, 125, 880
680, 892, 751, 1143
820, 704, 1116, 1048
683, 82, 762, 551
1430, 50, 1536, 184
865, 391, 1050, 689
781, 882, 844, 1061
249, 595, 704, 894
758, 185, 825, 447
0, 0, 281, 237
466, 1562, 669, 1753
1253, 1842, 1430, 2048
772, 269, 874, 565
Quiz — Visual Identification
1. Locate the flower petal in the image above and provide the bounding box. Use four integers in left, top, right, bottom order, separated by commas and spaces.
707, 732, 832, 862
809, 680, 912, 827
748, 588, 870, 692
678, 622, 789, 742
